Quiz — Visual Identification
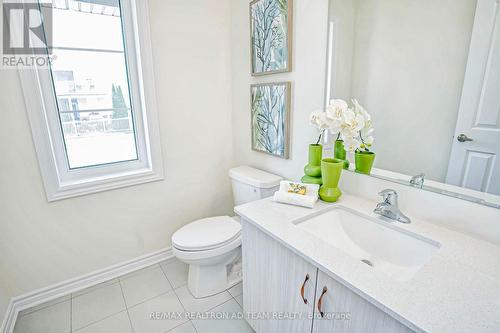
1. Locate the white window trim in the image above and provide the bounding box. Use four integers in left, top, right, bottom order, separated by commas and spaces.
17, 0, 164, 201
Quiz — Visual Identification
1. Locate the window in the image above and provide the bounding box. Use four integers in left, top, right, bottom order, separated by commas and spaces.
18, 0, 163, 201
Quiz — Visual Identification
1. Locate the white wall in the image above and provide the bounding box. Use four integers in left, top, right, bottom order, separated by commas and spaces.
231, 0, 330, 181
0, 0, 233, 303
328, 0, 356, 101
348, 0, 477, 182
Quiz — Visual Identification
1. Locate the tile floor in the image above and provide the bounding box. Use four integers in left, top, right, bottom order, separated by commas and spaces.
14, 259, 253, 333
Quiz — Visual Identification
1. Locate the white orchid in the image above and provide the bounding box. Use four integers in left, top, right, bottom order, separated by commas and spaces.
343, 135, 361, 152
310, 110, 328, 129
309, 98, 374, 152
325, 99, 348, 120
309, 109, 330, 144
341, 108, 365, 134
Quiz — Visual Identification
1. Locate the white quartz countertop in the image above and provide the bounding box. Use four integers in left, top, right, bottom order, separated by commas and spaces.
234, 194, 500, 333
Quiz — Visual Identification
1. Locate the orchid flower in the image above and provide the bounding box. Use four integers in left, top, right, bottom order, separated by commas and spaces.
309, 98, 374, 151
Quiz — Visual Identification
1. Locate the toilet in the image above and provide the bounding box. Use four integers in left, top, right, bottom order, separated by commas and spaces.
172, 166, 282, 298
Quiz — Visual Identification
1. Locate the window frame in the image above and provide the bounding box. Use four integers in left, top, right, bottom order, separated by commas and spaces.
17, 0, 164, 201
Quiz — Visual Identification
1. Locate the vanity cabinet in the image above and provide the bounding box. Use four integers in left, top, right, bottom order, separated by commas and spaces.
242, 222, 318, 333
242, 221, 413, 333
312, 271, 411, 333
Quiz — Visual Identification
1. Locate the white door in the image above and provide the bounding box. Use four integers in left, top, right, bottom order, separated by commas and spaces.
241, 222, 317, 333
446, 0, 500, 195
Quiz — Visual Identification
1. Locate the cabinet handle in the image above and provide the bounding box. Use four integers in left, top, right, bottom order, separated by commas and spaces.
317, 286, 328, 318
300, 274, 310, 304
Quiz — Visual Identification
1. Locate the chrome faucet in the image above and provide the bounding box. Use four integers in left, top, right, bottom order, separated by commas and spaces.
410, 173, 425, 189
374, 189, 411, 224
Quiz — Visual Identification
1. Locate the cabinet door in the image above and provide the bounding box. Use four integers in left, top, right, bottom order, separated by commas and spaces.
242, 221, 318, 333
313, 271, 413, 333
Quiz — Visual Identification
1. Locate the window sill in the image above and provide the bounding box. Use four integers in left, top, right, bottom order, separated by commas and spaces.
46, 168, 164, 202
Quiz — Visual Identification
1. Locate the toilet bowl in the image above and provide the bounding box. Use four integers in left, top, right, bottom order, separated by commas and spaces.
171, 166, 282, 298
172, 216, 242, 298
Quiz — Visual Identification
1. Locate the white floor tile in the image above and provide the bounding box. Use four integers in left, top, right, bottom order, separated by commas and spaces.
19, 295, 71, 317
167, 321, 197, 333
74, 311, 133, 333
192, 299, 254, 333
13, 300, 70, 333
120, 265, 172, 307
175, 286, 232, 313
128, 291, 186, 333
72, 281, 126, 330
160, 260, 189, 288
72, 279, 118, 298
228, 282, 243, 297
234, 294, 243, 308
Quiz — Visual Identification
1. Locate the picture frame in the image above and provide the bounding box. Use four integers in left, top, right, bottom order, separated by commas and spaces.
250, 82, 291, 159
249, 0, 293, 76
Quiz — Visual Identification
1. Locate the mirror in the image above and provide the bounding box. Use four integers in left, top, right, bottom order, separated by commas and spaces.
325, 0, 500, 208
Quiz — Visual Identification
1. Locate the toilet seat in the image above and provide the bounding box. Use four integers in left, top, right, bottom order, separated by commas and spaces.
172, 216, 241, 252
172, 235, 241, 262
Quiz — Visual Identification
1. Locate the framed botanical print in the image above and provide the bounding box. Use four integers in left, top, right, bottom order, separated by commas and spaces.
251, 82, 291, 159
250, 0, 292, 76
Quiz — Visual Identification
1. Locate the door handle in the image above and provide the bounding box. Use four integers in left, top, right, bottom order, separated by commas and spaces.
317, 286, 328, 318
457, 134, 473, 142
300, 274, 310, 304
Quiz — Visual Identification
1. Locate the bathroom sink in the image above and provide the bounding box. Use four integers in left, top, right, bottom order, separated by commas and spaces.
293, 206, 440, 281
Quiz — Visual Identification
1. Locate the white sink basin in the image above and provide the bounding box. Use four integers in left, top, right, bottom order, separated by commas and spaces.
293, 206, 440, 281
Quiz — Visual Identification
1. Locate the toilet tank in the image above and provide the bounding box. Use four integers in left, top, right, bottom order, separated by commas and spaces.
229, 166, 282, 206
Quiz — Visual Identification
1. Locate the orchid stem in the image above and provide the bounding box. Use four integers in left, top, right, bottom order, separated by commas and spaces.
316, 130, 324, 145
359, 132, 369, 152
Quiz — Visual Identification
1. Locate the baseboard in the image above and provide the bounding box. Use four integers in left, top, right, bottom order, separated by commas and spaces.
1, 247, 173, 333
0, 301, 14, 333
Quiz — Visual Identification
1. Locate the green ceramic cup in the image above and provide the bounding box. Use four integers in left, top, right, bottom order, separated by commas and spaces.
355, 151, 376, 175
319, 158, 343, 202
334, 140, 350, 170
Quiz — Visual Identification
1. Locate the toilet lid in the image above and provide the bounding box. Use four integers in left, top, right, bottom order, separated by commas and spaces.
172, 216, 241, 251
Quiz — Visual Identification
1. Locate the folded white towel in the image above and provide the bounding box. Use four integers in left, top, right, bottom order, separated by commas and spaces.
273, 181, 319, 209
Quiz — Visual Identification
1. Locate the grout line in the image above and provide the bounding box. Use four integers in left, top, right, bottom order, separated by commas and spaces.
72, 309, 126, 332
204, 296, 235, 313
189, 320, 200, 333
158, 265, 200, 333
163, 320, 194, 333
159, 262, 188, 312
158, 262, 175, 290
118, 280, 136, 333
71, 279, 119, 299
125, 289, 175, 310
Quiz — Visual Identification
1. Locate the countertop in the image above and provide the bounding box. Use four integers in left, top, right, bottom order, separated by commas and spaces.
234, 194, 500, 333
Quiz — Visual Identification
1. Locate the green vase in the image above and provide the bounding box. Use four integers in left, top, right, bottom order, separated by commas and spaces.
319, 158, 343, 202
301, 175, 323, 185
355, 151, 375, 175
304, 144, 322, 177
334, 140, 350, 169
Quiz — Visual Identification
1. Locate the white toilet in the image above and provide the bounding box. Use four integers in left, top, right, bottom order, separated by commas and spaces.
172, 166, 282, 298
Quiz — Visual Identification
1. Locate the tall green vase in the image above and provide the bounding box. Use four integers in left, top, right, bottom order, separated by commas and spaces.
319, 158, 343, 202
334, 140, 350, 169
355, 151, 375, 175
301, 144, 323, 185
